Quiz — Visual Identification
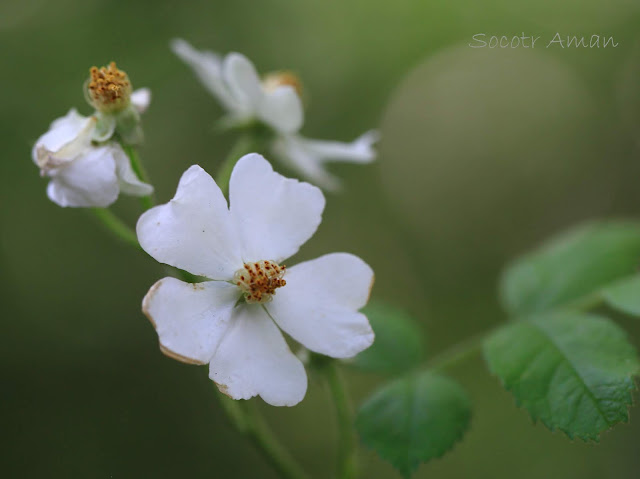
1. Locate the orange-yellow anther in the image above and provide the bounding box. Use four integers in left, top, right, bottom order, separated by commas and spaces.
234, 260, 286, 304
86, 62, 132, 113
262, 71, 303, 98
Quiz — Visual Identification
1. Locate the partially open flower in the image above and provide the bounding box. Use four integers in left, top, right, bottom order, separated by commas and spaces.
171, 39, 379, 190
86, 62, 133, 114
32, 109, 153, 207
138, 154, 374, 406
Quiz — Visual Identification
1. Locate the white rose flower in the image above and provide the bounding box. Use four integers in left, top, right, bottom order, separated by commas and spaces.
171, 39, 302, 134
32, 105, 153, 208
137, 154, 374, 406
171, 39, 378, 190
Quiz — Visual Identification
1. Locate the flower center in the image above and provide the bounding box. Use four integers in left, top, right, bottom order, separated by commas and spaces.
262, 71, 303, 98
234, 260, 286, 304
86, 62, 132, 113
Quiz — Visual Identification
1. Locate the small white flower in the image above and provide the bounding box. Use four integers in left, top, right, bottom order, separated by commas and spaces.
137, 154, 374, 406
171, 39, 378, 190
171, 39, 302, 134
32, 109, 153, 207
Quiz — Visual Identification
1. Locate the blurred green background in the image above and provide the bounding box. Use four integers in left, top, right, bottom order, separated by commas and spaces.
2, 0, 640, 477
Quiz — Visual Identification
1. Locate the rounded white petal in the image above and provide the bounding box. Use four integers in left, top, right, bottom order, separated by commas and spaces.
46, 145, 119, 207
131, 88, 152, 114
222, 53, 264, 111
33, 109, 96, 168
113, 146, 154, 196
209, 305, 307, 406
171, 38, 240, 112
229, 154, 325, 263
267, 253, 375, 358
136, 165, 242, 280
258, 86, 304, 134
272, 135, 342, 191
143, 277, 239, 365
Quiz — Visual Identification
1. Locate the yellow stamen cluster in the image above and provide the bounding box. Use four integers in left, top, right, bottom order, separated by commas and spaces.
234, 260, 286, 304
262, 71, 303, 98
87, 61, 132, 113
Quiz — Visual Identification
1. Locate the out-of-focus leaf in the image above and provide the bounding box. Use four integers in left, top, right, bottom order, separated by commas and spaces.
500, 221, 640, 316
484, 312, 639, 440
350, 301, 425, 374
356, 372, 471, 478
602, 274, 640, 317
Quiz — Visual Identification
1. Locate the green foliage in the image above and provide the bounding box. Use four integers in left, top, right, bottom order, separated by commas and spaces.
500, 221, 640, 316
356, 372, 471, 478
603, 275, 640, 318
350, 301, 425, 374
484, 312, 639, 440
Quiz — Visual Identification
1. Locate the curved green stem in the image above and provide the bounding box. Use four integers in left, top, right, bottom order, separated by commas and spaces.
424, 332, 486, 372
422, 290, 608, 373
90, 208, 140, 249
559, 290, 604, 313
216, 392, 309, 479
325, 361, 358, 479
122, 143, 154, 210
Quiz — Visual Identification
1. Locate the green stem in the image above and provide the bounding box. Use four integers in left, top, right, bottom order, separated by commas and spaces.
90, 208, 140, 249
216, 392, 309, 479
325, 362, 358, 479
559, 290, 604, 313
423, 289, 608, 373
424, 332, 486, 373
216, 134, 258, 197
122, 143, 154, 210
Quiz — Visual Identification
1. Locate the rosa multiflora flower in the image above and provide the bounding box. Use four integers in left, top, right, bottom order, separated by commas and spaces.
33, 65, 152, 208
138, 154, 374, 406
32, 103, 152, 207
171, 39, 378, 190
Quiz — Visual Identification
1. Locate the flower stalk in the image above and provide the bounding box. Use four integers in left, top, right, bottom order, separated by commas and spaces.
90, 208, 140, 249
324, 361, 358, 479
121, 142, 154, 210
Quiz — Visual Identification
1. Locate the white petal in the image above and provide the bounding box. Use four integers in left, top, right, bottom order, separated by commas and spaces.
267, 253, 374, 358
33, 109, 96, 169
271, 135, 342, 191
222, 53, 264, 111
258, 86, 304, 134
46, 145, 119, 208
131, 88, 152, 114
171, 38, 240, 112
113, 146, 154, 196
209, 305, 307, 406
229, 154, 325, 263
92, 114, 116, 142
271, 131, 379, 191
300, 130, 379, 163
143, 277, 239, 365
136, 165, 242, 280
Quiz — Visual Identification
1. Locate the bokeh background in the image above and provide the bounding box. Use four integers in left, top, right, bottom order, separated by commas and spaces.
2, 0, 640, 477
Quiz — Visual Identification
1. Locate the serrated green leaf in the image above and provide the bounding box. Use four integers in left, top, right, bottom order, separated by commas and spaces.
350, 302, 425, 374
356, 372, 471, 478
500, 221, 640, 316
484, 312, 639, 440
603, 275, 640, 317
